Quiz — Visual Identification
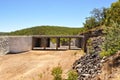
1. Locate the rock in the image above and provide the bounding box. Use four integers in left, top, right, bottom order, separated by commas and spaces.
73, 36, 105, 80
73, 53, 102, 80
87, 36, 104, 54
81, 74, 90, 78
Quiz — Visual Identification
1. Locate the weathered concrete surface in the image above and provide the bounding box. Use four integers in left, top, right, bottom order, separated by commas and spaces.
0, 35, 83, 55
9, 36, 32, 53
0, 36, 9, 55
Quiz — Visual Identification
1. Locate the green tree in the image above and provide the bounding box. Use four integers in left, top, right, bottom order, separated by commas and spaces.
83, 8, 107, 30
83, 17, 97, 29
105, 0, 120, 26
91, 8, 102, 21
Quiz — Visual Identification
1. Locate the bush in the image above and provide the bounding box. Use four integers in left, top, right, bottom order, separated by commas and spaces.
51, 66, 63, 80
67, 70, 78, 80
100, 22, 120, 57
100, 50, 110, 58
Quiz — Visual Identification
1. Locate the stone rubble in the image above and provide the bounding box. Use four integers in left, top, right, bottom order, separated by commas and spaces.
73, 36, 105, 80
0, 37, 9, 55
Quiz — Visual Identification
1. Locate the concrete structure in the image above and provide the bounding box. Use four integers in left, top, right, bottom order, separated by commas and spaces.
0, 35, 85, 55
9, 36, 32, 53
0, 36, 32, 55
32, 35, 85, 50
0, 36, 9, 55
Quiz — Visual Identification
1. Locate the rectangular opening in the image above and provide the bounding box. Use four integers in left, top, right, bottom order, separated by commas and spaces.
34, 38, 41, 47
32, 36, 84, 50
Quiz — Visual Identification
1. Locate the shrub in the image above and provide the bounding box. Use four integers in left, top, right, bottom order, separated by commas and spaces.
100, 50, 110, 58
67, 70, 78, 80
38, 73, 42, 79
51, 66, 63, 80
100, 22, 120, 57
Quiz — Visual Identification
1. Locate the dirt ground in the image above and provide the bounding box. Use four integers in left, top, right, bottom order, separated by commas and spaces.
0, 50, 84, 80
95, 52, 120, 80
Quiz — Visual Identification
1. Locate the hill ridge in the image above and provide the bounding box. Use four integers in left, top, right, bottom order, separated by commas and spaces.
8, 25, 84, 35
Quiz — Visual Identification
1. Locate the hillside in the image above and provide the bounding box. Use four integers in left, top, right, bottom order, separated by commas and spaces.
0, 32, 8, 35
9, 26, 84, 35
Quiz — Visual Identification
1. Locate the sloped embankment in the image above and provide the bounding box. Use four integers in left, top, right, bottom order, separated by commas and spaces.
95, 51, 120, 80
73, 36, 120, 80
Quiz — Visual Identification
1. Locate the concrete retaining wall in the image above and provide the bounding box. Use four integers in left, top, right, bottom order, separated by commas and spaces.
0, 36, 32, 55
0, 36, 9, 55
9, 36, 32, 53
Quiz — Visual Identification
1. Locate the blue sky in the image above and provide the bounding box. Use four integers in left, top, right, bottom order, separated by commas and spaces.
0, 0, 117, 32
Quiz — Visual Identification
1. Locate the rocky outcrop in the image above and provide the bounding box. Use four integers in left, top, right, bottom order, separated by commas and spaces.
0, 36, 9, 55
87, 36, 105, 54
73, 36, 105, 80
80, 28, 104, 52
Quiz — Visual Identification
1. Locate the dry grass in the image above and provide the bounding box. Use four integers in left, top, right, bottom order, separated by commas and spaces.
0, 50, 84, 80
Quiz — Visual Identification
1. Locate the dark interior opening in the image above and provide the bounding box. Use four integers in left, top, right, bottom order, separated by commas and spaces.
46, 38, 50, 47
34, 38, 41, 47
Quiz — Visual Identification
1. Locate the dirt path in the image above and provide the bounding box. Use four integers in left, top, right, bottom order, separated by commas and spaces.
0, 50, 84, 80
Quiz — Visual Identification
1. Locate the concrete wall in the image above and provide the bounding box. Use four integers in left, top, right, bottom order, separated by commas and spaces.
0, 36, 9, 55
9, 36, 32, 53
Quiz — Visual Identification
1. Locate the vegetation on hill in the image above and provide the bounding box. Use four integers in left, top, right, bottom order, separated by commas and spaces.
100, 22, 120, 57
105, 0, 120, 26
83, 0, 120, 30
100, 0, 120, 57
83, 7, 107, 30
0, 32, 8, 35
83, 0, 120, 57
9, 26, 84, 35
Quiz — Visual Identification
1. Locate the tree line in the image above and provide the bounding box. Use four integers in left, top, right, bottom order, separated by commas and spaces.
83, 0, 120, 30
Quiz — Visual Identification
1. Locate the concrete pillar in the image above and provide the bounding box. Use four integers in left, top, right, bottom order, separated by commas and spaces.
43, 38, 46, 50
56, 38, 60, 50
83, 36, 88, 53
68, 38, 71, 49
32, 37, 35, 49
81, 37, 85, 52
